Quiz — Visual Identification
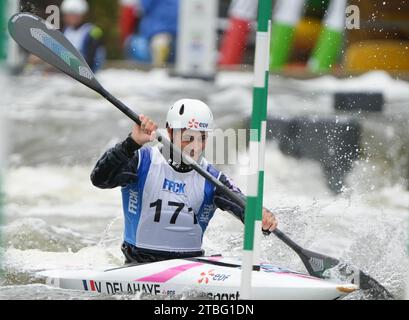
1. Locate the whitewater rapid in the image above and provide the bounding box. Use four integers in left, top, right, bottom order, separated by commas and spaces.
0, 68, 408, 299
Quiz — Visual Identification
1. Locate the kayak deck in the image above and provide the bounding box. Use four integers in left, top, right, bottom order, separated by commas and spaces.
38, 256, 358, 300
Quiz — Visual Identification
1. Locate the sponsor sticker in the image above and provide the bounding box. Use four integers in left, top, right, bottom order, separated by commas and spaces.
198, 270, 231, 284
188, 118, 208, 129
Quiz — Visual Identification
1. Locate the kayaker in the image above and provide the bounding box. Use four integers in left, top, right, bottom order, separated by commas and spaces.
91, 99, 278, 264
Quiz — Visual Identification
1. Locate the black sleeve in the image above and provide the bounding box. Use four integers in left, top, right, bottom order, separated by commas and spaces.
214, 173, 246, 223
90, 135, 142, 189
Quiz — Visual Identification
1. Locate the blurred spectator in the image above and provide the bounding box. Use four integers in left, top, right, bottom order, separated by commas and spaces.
120, 0, 179, 66
61, 0, 106, 72
119, 0, 141, 46
219, 0, 257, 66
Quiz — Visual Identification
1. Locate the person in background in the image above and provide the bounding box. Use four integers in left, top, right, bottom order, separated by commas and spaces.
61, 0, 106, 72
120, 0, 179, 67
119, 0, 141, 46
219, 0, 258, 66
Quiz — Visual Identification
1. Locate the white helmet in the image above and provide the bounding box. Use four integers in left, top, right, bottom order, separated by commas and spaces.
166, 99, 214, 132
61, 0, 89, 15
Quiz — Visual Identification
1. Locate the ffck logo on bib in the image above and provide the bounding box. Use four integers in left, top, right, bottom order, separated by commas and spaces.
163, 179, 186, 194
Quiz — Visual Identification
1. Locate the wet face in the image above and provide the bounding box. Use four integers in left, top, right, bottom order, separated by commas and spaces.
63, 14, 85, 28
168, 129, 208, 162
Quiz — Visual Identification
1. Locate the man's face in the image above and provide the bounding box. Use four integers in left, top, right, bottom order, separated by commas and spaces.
169, 129, 208, 162
63, 14, 85, 28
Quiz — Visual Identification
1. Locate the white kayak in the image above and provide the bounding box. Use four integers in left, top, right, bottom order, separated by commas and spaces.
38, 256, 358, 300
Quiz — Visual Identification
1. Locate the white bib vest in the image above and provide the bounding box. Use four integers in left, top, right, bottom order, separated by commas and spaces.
121, 147, 220, 252
64, 23, 93, 53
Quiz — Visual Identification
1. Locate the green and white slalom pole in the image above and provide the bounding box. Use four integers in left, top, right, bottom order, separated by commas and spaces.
270, 0, 305, 72
240, 0, 271, 300
1, 0, 22, 71
0, 0, 7, 62
308, 0, 346, 73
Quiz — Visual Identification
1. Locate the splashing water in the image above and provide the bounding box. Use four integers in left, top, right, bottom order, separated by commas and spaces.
1, 69, 408, 299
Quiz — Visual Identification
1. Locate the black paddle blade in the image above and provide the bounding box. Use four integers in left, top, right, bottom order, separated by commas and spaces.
339, 265, 394, 300
298, 248, 340, 278
273, 229, 393, 299
8, 13, 101, 91
299, 248, 394, 299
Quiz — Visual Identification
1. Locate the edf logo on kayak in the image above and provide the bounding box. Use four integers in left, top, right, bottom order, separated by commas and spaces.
198, 270, 231, 284
163, 179, 186, 194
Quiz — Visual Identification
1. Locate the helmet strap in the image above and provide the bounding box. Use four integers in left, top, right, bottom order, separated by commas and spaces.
163, 128, 206, 172
161, 133, 193, 173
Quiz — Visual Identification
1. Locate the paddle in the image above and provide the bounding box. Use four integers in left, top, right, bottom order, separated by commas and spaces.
8, 13, 393, 299
271, 229, 394, 299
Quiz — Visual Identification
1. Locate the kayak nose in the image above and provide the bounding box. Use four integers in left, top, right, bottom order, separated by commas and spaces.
336, 284, 359, 294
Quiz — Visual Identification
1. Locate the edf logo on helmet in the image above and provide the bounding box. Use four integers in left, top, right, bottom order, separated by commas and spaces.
188, 118, 209, 130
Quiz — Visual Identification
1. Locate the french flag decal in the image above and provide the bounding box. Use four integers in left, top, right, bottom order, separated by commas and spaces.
82, 280, 97, 291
